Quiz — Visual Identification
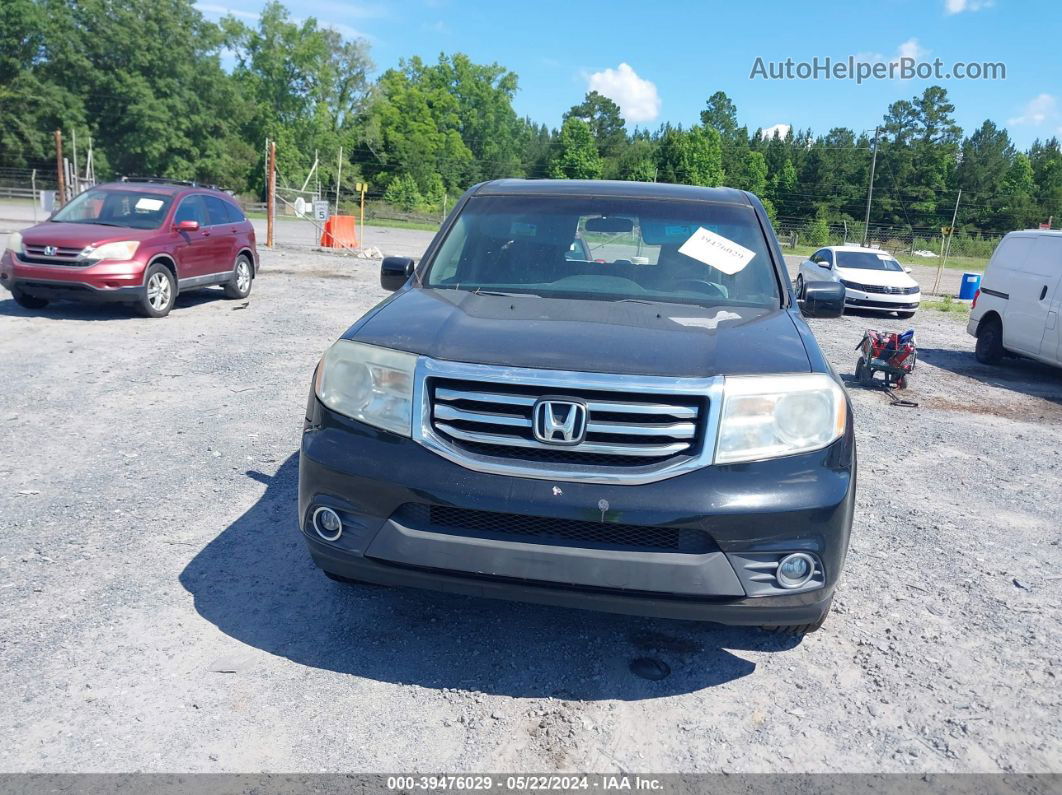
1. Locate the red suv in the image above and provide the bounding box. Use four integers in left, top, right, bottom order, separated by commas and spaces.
0, 178, 258, 318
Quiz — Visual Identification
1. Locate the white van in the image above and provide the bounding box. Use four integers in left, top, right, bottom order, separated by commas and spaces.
968, 230, 1062, 368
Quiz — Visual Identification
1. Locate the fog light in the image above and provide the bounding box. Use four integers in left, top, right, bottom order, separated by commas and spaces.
312, 506, 343, 541
777, 553, 815, 589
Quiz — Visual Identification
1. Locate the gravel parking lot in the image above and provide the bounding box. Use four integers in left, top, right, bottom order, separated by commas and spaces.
0, 240, 1059, 774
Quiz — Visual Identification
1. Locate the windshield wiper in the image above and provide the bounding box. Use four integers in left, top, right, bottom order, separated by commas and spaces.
471, 288, 539, 298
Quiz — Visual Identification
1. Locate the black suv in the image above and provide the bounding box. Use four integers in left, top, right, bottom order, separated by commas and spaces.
299, 180, 853, 634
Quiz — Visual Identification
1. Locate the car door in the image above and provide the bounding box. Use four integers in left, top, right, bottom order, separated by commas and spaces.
1033, 237, 1062, 363
1004, 234, 1053, 356
804, 249, 833, 284
172, 195, 213, 279
203, 195, 239, 277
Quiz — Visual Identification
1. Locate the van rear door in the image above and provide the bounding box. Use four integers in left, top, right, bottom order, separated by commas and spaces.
999, 234, 1048, 356
1035, 236, 1062, 364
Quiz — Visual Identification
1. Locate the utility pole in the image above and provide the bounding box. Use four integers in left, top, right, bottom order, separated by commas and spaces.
861, 127, 880, 247
54, 130, 65, 206
72, 129, 79, 195
932, 189, 961, 295
266, 139, 276, 249
335, 147, 343, 216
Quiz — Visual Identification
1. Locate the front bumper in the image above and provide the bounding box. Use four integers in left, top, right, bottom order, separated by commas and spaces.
298, 398, 856, 625
1, 250, 147, 302
843, 287, 920, 312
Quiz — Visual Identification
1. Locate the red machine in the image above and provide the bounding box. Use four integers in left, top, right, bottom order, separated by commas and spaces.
855, 329, 916, 389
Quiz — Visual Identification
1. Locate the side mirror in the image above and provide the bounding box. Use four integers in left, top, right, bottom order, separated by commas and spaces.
800, 280, 846, 318
381, 256, 415, 291
904, 266, 912, 274
817, 260, 832, 269
174, 220, 199, 232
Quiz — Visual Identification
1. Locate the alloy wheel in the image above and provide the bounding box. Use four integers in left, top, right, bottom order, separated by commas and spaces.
147, 272, 171, 311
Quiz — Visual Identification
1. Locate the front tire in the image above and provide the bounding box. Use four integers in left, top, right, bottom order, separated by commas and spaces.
138, 264, 176, 318
975, 317, 1004, 364
896, 311, 915, 319
795, 275, 804, 299
11, 287, 49, 310
223, 255, 253, 299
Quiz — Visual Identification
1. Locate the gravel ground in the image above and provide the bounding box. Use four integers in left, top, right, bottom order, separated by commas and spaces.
0, 244, 1059, 774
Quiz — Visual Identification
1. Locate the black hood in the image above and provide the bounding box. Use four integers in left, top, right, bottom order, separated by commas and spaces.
347, 288, 811, 378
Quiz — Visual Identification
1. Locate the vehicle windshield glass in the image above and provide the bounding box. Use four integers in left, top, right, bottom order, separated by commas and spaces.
50, 189, 174, 230
424, 195, 780, 308
836, 251, 903, 271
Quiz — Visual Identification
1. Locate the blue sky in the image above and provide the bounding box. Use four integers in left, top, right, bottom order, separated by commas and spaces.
197, 0, 1062, 150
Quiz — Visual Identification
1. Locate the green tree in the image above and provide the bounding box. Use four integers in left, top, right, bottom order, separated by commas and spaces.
223, 1, 372, 192
360, 59, 474, 192
656, 125, 722, 187
0, 0, 84, 165
700, 91, 738, 140
383, 173, 424, 211
804, 211, 830, 246
415, 53, 525, 181
1030, 138, 1062, 226
735, 150, 768, 195
548, 117, 602, 179
565, 91, 627, 165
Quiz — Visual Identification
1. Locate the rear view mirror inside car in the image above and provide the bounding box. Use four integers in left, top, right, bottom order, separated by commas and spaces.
584, 216, 634, 234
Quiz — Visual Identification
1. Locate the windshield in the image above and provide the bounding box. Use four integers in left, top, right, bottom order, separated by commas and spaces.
424, 195, 781, 308
835, 251, 903, 271
50, 189, 174, 230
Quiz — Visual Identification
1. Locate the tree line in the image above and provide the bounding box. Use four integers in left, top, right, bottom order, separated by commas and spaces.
3, 0, 1061, 240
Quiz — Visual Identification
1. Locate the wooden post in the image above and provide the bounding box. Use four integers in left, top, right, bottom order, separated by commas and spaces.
359, 182, 367, 248
266, 139, 276, 249
335, 147, 343, 216
54, 130, 65, 206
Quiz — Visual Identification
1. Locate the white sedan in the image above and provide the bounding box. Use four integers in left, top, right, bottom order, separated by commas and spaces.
796, 246, 921, 318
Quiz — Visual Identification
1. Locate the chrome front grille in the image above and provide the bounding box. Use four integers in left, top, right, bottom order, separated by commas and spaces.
413, 358, 723, 485
841, 280, 917, 295
20, 244, 86, 266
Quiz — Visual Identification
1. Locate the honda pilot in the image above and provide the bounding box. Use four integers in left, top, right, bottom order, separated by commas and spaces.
299, 180, 854, 634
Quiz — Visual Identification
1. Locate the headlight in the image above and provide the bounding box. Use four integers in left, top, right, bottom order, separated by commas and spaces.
6, 231, 22, 255
314, 340, 417, 436
81, 240, 140, 262
715, 374, 846, 464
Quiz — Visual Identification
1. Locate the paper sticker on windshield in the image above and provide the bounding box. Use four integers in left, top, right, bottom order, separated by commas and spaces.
678, 227, 755, 275
510, 221, 537, 237
136, 198, 164, 212
877, 253, 891, 260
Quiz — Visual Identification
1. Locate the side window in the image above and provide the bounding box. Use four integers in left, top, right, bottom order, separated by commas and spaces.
433, 217, 469, 282
174, 195, 207, 226
821, 250, 834, 267
204, 196, 233, 227
810, 249, 825, 263
224, 200, 246, 224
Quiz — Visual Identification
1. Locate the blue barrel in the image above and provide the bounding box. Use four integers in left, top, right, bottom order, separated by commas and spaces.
958, 272, 982, 300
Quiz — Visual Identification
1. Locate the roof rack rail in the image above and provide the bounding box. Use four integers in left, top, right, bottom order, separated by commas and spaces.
119, 176, 230, 192
123, 176, 199, 186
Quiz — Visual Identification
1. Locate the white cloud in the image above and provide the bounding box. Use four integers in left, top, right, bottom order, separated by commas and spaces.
945, 0, 993, 14
1008, 94, 1058, 126
895, 37, 928, 62
759, 123, 790, 140
586, 63, 661, 123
